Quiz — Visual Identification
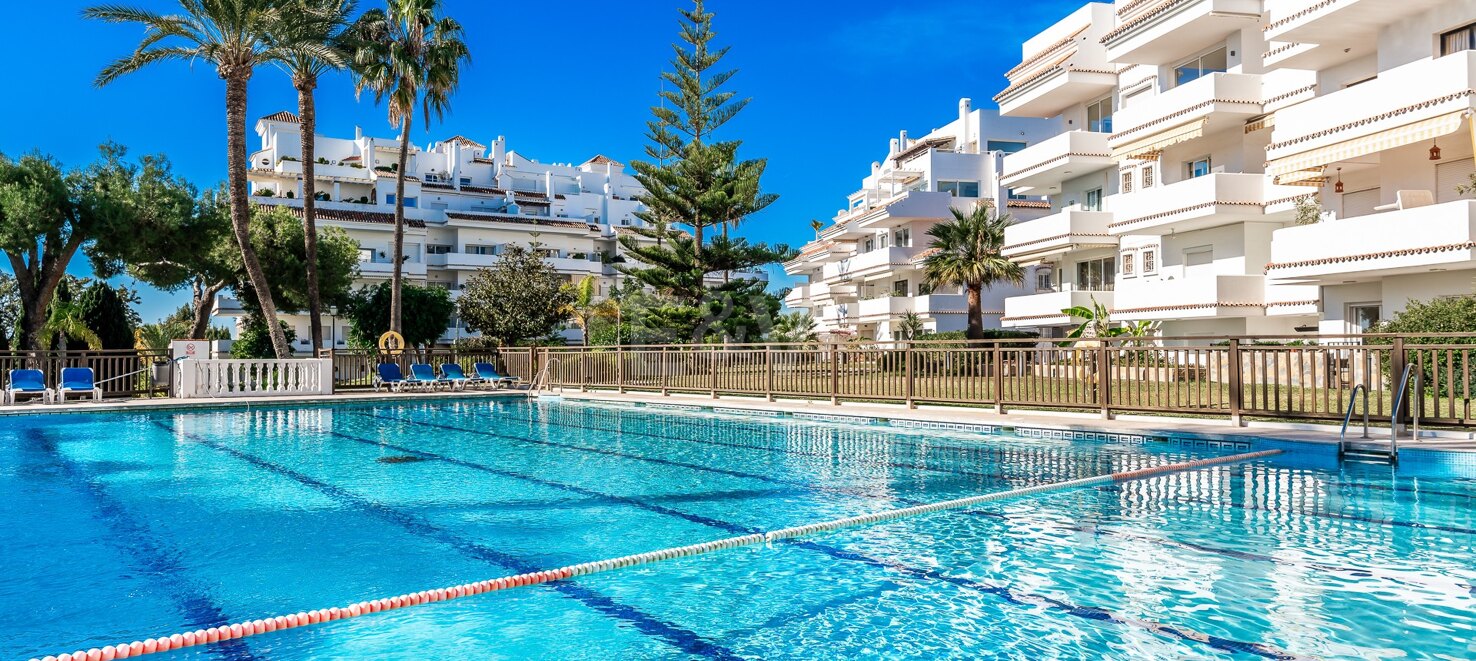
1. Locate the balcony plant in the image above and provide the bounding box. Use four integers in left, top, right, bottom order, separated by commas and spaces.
1293, 195, 1324, 225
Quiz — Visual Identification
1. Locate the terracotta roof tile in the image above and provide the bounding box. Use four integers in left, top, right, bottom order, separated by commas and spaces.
445, 211, 591, 229
258, 202, 427, 228
260, 111, 301, 124
442, 135, 486, 149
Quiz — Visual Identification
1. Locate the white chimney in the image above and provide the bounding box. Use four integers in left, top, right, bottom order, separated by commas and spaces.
958, 98, 973, 153
544, 170, 553, 196
888, 138, 899, 156
871, 161, 881, 174
354, 125, 363, 140
899, 130, 909, 150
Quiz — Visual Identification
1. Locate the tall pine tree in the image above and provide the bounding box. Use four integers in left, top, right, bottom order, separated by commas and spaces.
622, 0, 792, 343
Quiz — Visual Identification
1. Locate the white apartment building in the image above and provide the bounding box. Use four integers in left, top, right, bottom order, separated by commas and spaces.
226, 111, 764, 350
994, 0, 1476, 339
782, 100, 1056, 340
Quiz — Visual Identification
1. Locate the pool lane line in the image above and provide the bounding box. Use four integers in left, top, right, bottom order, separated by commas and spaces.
30, 437, 1282, 661
363, 408, 1160, 496
502, 404, 1183, 485
145, 420, 742, 661
324, 429, 1317, 658
18, 428, 259, 661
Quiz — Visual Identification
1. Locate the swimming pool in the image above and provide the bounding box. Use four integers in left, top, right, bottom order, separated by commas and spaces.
3, 398, 1473, 659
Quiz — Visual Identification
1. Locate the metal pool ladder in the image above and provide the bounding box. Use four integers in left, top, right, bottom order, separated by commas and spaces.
531, 357, 561, 394
1341, 365, 1419, 464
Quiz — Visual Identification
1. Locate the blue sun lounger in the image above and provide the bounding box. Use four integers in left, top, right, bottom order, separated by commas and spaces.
440, 363, 474, 390
5, 369, 53, 405
374, 363, 410, 392
472, 362, 522, 389
408, 363, 447, 391
57, 367, 103, 402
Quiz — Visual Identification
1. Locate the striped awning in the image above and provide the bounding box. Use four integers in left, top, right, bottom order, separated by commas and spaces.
1110, 119, 1206, 160
1243, 113, 1274, 134
1267, 111, 1470, 184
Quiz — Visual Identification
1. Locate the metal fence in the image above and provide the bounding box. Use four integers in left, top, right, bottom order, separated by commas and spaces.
531, 335, 1476, 429
0, 350, 171, 398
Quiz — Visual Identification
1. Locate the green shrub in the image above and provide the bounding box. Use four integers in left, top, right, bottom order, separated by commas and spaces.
1369, 295, 1476, 397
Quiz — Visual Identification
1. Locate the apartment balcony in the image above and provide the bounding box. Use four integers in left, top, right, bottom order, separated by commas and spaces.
1004, 209, 1116, 262
426, 252, 600, 274
820, 246, 919, 282
810, 281, 859, 305
783, 285, 811, 309
1109, 73, 1263, 159
782, 239, 857, 275
1108, 173, 1304, 235
358, 259, 427, 278
826, 190, 962, 239
1002, 290, 1114, 328
1113, 274, 1270, 321
1000, 131, 1115, 194
1266, 53, 1476, 182
913, 294, 968, 318
1263, 0, 1448, 70
857, 296, 914, 321
1102, 0, 1263, 65
1267, 200, 1476, 284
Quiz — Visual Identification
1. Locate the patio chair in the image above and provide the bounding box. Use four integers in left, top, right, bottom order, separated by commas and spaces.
374, 363, 410, 392
1373, 189, 1435, 212
440, 363, 475, 391
472, 362, 523, 389
5, 369, 53, 405
408, 363, 448, 391
57, 367, 103, 403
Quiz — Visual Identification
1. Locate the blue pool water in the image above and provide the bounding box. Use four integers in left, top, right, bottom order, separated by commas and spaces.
2, 398, 1474, 659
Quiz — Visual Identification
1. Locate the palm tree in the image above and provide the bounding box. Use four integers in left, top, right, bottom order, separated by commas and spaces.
809, 219, 824, 239
87, 0, 296, 359
562, 275, 615, 346
351, 0, 469, 335
266, 0, 357, 355
769, 311, 817, 344
41, 300, 103, 351
921, 205, 1023, 340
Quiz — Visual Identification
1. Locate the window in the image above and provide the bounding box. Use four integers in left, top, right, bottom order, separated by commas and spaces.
459, 177, 472, 186
1142, 164, 1156, 188
1174, 47, 1227, 87
427, 244, 453, 255
1036, 268, 1054, 292
986, 140, 1027, 154
1142, 249, 1158, 274
1006, 188, 1028, 200
1076, 257, 1115, 291
358, 248, 374, 262
1084, 188, 1103, 211
938, 180, 982, 197
1442, 22, 1476, 55
862, 237, 874, 252
892, 280, 909, 296
385, 195, 418, 208
1086, 96, 1113, 133
917, 282, 934, 296
895, 227, 911, 247
1349, 304, 1381, 332
1120, 170, 1134, 194
1121, 85, 1150, 109
1186, 157, 1212, 179
470, 244, 496, 255
1184, 246, 1213, 267
1121, 252, 1136, 277
878, 232, 890, 250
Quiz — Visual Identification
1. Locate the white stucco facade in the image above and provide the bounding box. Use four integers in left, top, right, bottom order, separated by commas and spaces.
225, 112, 764, 350
989, 0, 1476, 340
782, 100, 1056, 340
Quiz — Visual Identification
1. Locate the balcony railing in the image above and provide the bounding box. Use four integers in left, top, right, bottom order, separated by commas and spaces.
1002, 290, 1114, 327
1267, 200, 1476, 283
1004, 209, 1115, 260
1101, 0, 1264, 65
1000, 131, 1115, 193
822, 246, 919, 281
1110, 73, 1263, 147
1108, 173, 1304, 235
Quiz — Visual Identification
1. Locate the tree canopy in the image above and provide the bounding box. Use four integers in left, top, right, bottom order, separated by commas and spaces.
458, 245, 574, 347
342, 280, 454, 348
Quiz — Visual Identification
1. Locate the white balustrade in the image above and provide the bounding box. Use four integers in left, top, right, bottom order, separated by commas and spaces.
177, 359, 333, 398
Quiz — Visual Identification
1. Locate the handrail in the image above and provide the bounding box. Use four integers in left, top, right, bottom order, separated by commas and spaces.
531, 357, 561, 393
1390, 363, 1417, 462
94, 357, 190, 386
1338, 383, 1369, 454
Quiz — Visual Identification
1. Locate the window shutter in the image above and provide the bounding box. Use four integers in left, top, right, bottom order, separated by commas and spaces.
1436, 157, 1475, 203
1341, 188, 1381, 219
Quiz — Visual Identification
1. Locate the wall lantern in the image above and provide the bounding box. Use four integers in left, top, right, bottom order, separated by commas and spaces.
1333, 167, 1343, 193
1430, 139, 1442, 160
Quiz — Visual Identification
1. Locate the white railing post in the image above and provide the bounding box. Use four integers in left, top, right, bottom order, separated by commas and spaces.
174, 358, 337, 398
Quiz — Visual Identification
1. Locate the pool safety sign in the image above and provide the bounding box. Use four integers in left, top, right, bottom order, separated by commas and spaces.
171, 340, 203, 361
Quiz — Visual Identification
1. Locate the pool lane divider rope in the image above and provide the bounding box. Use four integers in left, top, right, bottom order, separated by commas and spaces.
29, 448, 1281, 661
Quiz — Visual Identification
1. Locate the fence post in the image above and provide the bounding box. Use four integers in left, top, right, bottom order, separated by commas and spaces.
1390, 337, 1407, 432
1098, 343, 1111, 419
765, 346, 774, 402
617, 346, 626, 394
993, 344, 1005, 415
1228, 338, 1244, 426
904, 342, 915, 409
829, 342, 840, 406
661, 347, 669, 396
710, 347, 719, 400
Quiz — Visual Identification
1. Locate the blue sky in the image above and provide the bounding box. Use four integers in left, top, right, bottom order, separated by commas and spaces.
0, 0, 1082, 323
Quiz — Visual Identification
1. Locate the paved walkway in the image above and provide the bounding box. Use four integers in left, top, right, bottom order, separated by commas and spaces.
0, 390, 524, 416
